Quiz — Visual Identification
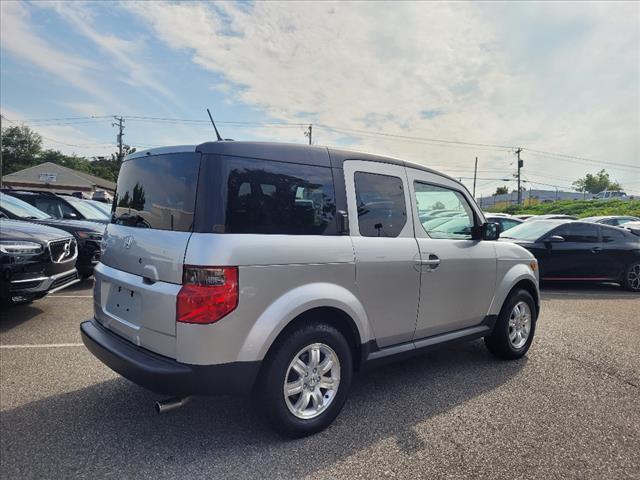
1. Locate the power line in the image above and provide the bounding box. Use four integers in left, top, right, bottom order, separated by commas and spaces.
524, 149, 639, 171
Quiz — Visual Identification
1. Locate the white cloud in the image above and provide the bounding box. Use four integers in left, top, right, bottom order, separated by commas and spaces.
125, 1, 639, 194
0, 1, 117, 107
38, 2, 178, 104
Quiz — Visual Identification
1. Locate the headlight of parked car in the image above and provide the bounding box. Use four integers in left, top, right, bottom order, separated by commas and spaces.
0, 241, 44, 255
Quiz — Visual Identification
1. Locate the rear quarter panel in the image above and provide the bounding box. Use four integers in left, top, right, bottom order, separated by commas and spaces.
177, 234, 368, 365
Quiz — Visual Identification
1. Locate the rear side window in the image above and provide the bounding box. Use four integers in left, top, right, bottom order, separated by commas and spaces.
113, 153, 200, 231
553, 224, 598, 242
198, 155, 337, 235
354, 172, 406, 237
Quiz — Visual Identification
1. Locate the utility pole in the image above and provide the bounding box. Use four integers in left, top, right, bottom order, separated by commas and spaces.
472, 156, 478, 198
515, 148, 523, 205
112, 116, 124, 161
304, 124, 312, 145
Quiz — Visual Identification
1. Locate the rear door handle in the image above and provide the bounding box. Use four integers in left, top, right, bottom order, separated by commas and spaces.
591, 247, 603, 253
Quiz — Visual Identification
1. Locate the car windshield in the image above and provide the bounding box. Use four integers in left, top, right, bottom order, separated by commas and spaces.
0, 193, 52, 219
87, 200, 112, 216
65, 196, 110, 220
500, 220, 559, 241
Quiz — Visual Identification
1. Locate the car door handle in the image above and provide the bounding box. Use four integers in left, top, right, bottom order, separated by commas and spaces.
591, 247, 603, 253
418, 254, 441, 270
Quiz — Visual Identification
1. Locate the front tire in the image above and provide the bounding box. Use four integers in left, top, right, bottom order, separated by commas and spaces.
622, 262, 640, 292
253, 322, 353, 438
485, 289, 537, 360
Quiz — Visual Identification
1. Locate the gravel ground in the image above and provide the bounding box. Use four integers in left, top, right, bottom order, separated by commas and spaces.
1, 280, 638, 479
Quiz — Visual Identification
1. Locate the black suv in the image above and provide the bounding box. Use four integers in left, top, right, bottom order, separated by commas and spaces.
1, 219, 79, 305
1, 193, 103, 278
3, 190, 108, 224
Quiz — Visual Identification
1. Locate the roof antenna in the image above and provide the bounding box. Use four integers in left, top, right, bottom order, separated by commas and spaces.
207, 108, 223, 141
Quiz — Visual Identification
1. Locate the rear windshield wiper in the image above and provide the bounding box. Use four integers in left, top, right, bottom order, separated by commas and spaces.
113, 212, 151, 228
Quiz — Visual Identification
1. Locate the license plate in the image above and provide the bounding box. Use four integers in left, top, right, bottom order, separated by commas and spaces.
105, 284, 141, 323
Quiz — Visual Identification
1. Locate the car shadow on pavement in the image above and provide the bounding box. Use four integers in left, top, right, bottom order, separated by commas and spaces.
0, 304, 44, 334
0, 339, 526, 478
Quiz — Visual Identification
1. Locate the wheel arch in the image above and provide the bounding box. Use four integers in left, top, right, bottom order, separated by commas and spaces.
237, 282, 372, 366
491, 263, 540, 319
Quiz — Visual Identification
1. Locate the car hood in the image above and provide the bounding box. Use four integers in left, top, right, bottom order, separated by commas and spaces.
0, 219, 72, 243
33, 218, 105, 234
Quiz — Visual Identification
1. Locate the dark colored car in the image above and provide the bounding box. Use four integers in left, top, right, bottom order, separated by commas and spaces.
485, 215, 523, 233
1, 219, 79, 305
3, 190, 109, 224
499, 220, 640, 291
582, 215, 640, 227
1, 193, 104, 278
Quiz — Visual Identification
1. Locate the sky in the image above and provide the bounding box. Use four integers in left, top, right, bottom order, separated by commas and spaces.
1, 0, 639, 196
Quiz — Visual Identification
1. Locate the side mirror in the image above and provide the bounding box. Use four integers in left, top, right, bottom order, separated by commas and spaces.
546, 235, 565, 243
63, 212, 78, 219
482, 222, 500, 241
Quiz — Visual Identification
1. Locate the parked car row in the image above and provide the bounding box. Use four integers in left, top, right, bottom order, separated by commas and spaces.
0, 191, 112, 305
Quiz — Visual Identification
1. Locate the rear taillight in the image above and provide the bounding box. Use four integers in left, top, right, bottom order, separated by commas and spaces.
176, 266, 238, 324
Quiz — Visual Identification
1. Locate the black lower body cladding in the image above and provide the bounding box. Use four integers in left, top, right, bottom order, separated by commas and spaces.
80, 319, 261, 396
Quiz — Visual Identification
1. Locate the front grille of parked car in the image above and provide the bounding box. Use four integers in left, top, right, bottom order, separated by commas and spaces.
49, 239, 77, 263
50, 271, 78, 290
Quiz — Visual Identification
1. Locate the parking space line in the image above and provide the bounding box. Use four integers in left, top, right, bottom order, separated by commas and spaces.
0, 343, 83, 349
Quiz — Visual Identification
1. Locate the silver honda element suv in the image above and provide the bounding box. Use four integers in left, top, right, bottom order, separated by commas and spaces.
81, 141, 539, 437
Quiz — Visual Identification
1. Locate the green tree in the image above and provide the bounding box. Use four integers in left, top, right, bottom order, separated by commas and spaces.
494, 186, 509, 196
1, 125, 43, 174
572, 169, 622, 194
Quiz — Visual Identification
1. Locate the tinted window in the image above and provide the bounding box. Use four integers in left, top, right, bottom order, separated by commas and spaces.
200, 156, 336, 235
355, 172, 406, 237
553, 223, 598, 242
500, 218, 521, 231
602, 227, 625, 243
33, 198, 64, 218
113, 153, 199, 231
414, 182, 474, 239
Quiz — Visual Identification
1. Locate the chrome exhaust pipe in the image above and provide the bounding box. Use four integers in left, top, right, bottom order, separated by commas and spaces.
155, 396, 191, 414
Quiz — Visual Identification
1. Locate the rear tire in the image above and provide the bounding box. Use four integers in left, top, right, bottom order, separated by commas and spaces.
253, 322, 353, 438
485, 289, 537, 360
622, 262, 640, 292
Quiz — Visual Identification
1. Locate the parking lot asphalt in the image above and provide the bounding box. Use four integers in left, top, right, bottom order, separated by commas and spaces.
1, 280, 638, 479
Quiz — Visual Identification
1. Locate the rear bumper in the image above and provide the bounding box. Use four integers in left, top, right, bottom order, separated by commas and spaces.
80, 319, 260, 396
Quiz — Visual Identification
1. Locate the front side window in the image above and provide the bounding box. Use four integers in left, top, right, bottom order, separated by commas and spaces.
354, 172, 406, 237
414, 182, 475, 239
602, 227, 625, 243
553, 224, 598, 243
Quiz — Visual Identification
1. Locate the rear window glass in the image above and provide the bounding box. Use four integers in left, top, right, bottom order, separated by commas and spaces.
113, 153, 200, 231
355, 172, 406, 237
197, 155, 337, 235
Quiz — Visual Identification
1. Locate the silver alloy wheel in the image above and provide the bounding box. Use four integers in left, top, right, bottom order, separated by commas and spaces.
627, 263, 640, 291
508, 301, 532, 349
284, 343, 341, 420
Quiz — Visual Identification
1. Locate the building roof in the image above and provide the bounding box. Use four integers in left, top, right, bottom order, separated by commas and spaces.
2, 162, 116, 191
